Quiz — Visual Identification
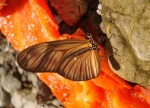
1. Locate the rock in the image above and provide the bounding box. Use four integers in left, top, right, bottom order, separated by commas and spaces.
49, 0, 88, 26
27, 72, 38, 87
51, 99, 64, 108
100, 0, 150, 89
0, 66, 21, 94
0, 30, 64, 108
11, 90, 38, 108
1, 75, 21, 93
0, 85, 10, 107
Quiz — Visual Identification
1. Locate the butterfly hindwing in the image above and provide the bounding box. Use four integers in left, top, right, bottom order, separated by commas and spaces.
57, 48, 100, 81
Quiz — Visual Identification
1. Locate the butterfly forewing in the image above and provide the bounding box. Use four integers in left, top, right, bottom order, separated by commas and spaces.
17, 39, 100, 81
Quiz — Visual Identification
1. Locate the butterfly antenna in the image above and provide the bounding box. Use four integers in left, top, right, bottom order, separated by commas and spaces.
108, 33, 115, 40
108, 46, 121, 57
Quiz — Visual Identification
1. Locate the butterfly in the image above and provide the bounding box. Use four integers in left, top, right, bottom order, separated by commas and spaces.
17, 33, 100, 81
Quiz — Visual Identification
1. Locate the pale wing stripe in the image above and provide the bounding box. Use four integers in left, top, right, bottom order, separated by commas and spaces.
20, 46, 47, 71
37, 50, 55, 71
47, 51, 64, 71
94, 51, 99, 76
86, 54, 92, 79
68, 59, 78, 80
81, 56, 86, 80
94, 51, 100, 76
58, 48, 89, 80
65, 56, 81, 80
25, 48, 48, 71
37, 51, 55, 71
72, 58, 82, 80
76, 60, 82, 81
64, 58, 77, 79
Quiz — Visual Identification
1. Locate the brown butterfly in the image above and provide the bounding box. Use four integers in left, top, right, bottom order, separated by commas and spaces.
17, 33, 100, 81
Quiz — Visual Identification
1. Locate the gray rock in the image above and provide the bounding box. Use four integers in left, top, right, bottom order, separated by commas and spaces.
0, 85, 10, 107
0, 63, 21, 94
11, 90, 38, 108
1, 75, 21, 93
0, 34, 64, 107
100, 0, 150, 89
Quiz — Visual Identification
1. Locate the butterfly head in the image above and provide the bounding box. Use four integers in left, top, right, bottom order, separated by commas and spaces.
85, 32, 92, 40
85, 33, 98, 50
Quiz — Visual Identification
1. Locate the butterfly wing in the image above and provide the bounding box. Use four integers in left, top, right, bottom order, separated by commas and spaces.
17, 39, 100, 81
57, 47, 100, 81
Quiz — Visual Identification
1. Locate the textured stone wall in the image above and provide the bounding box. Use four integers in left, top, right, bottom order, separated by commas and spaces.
100, 0, 150, 89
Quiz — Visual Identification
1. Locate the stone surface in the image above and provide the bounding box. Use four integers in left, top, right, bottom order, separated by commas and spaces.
0, 81, 10, 107
49, 0, 88, 26
100, 0, 150, 89
0, 34, 64, 107
1, 75, 21, 93
11, 90, 38, 108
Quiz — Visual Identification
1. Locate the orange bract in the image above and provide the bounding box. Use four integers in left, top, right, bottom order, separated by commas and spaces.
0, 0, 60, 51
0, 0, 150, 108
